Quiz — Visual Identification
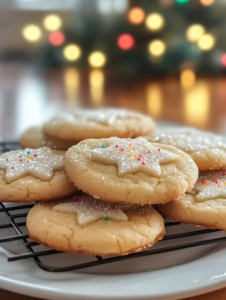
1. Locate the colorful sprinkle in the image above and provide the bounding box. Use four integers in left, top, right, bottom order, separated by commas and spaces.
224, 182, 226, 185
115, 145, 118, 148
27, 161, 30, 163
31, 157, 34, 160
104, 216, 109, 221
142, 162, 145, 165
11, 167, 14, 169
138, 158, 141, 161
223, 172, 226, 175
101, 145, 106, 148
34, 154, 37, 157
202, 180, 208, 185
19, 159, 23, 162
27, 156, 31, 159
218, 184, 221, 188
147, 151, 151, 153
27, 151, 30, 155
111, 142, 114, 145
213, 180, 218, 184
120, 148, 124, 151
19, 156, 22, 158
158, 149, 160, 151
127, 153, 131, 157
139, 155, 142, 157
132, 147, 135, 150
129, 144, 132, 147
134, 155, 137, 158
6, 158, 8, 161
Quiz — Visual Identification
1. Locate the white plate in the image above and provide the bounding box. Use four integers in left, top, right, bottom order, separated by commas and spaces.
1, 124, 226, 300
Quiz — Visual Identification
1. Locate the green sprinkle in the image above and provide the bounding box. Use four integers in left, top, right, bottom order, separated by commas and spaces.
101, 145, 106, 148
104, 216, 109, 221
27, 151, 30, 154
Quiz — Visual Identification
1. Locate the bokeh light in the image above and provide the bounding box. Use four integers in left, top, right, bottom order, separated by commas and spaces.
88, 52, 106, 68
145, 13, 165, 31
147, 84, 162, 118
89, 70, 104, 105
43, 14, 62, 31
49, 31, 65, 46
221, 54, 226, 67
180, 69, 196, 89
186, 24, 205, 42
148, 40, 166, 57
128, 7, 145, 24
160, 0, 174, 7
197, 33, 215, 51
117, 34, 134, 50
64, 68, 80, 105
63, 44, 81, 61
176, 0, 189, 3
22, 25, 42, 42
199, 0, 215, 6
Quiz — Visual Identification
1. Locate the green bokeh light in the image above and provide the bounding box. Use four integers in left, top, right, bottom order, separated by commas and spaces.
176, 0, 189, 3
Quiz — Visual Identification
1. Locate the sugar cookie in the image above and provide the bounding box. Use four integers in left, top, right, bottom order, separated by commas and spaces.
43, 108, 155, 142
27, 194, 165, 255
0, 147, 77, 202
144, 127, 226, 170
20, 126, 76, 150
155, 170, 226, 230
65, 137, 198, 205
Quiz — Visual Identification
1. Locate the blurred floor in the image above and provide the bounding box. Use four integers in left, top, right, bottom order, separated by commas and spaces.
1, 62, 226, 141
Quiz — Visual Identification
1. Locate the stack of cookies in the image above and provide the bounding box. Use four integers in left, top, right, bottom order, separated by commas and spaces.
2, 107, 225, 257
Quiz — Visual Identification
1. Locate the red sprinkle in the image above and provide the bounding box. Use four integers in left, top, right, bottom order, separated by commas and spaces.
27, 161, 30, 163
34, 154, 37, 157
142, 162, 145, 165
202, 181, 205, 184
120, 148, 124, 151
19, 155, 22, 158
158, 149, 160, 151
147, 151, 151, 153
139, 155, 142, 157
213, 180, 218, 184
19, 159, 23, 162
115, 145, 118, 148
223, 172, 226, 175
6, 158, 8, 161
11, 167, 14, 169
138, 158, 141, 161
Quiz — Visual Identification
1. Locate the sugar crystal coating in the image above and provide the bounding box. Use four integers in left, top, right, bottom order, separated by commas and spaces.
53, 194, 139, 225
91, 137, 178, 176
189, 170, 226, 201
0, 147, 64, 183
150, 127, 226, 152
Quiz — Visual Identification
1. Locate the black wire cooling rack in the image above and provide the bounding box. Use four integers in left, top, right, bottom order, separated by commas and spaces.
1, 141, 226, 273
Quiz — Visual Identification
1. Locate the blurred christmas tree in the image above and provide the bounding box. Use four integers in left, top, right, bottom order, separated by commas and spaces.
35, 0, 226, 77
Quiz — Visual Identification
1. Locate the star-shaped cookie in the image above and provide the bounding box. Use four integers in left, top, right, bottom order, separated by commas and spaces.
91, 137, 178, 176
53, 195, 136, 225
0, 147, 64, 183
190, 170, 226, 201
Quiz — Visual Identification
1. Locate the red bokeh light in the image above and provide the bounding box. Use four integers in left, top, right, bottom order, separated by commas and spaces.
49, 31, 65, 46
221, 54, 226, 67
117, 34, 134, 50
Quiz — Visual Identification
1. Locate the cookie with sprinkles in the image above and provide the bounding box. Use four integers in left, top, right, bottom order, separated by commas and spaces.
42, 108, 155, 142
65, 137, 198, 205
20, 126, 76, 150
0, 147, 77, 202
155, 170, 226, 231
144, 127, 226, 170
27, 194, 165, 255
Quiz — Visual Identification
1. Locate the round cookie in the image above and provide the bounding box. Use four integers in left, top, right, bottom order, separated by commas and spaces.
144, 127, 226, 170
65, 137, 198, 205
0, 147, 77, 202
43, 108, 155, 142
20, 126, 76, 150
155, 170, 226, 230
27, 194, 165, 256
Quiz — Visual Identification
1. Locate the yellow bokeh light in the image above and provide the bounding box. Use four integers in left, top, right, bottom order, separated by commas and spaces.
43, 14, 62, 31
22, 25, 41, 42
184, 81, 210, 128
145, 13, 164, 31
148, 40, 166, 57
89, 70, 104, 105
180, 69, 196, 89
199, 0, 215, 6
197, 33, 215, 51
186, 24, 205, 42
63, 44, 81, 61
128, 7, 145, 25
64, 68, 80, 105
147, 84, 162, 118
88, 52, 106, 68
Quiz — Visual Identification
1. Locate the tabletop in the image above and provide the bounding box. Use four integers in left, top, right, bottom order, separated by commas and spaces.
1, 63, 226, 300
